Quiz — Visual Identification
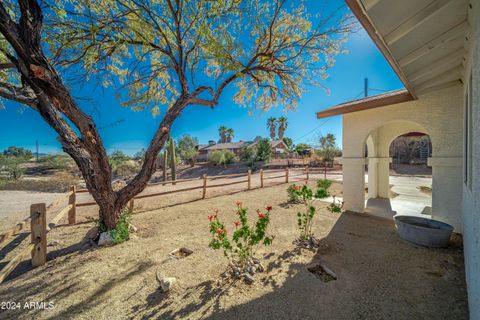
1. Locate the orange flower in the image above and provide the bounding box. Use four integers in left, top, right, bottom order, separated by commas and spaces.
234, 220, 240, 227
235, 201, 242, 208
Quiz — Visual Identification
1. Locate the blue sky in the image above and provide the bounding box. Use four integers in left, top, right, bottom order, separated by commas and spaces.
0, 2, 404, 156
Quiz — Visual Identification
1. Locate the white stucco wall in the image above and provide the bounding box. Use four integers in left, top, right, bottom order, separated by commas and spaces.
462, 0, 480, 318
342, 85, 464, 231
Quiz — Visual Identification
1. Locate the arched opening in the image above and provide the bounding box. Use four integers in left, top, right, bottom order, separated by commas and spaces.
363, 121, 433, 218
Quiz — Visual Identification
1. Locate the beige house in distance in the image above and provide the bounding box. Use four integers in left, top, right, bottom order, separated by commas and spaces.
316, 0, 480, 318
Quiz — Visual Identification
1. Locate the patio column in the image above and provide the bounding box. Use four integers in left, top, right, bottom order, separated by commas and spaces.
377, 157, 392, 198
367, 157, 378, 198
341, 157, 366, 213
428, 157, 463, 232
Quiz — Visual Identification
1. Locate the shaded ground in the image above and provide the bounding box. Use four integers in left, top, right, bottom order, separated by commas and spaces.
0, 181, 467, 320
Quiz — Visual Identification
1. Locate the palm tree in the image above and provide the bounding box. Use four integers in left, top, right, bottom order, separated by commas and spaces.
226, 128, 234, 143
277, 116, 288, 140
218, 126, 227, 143
267, 117, 277, 140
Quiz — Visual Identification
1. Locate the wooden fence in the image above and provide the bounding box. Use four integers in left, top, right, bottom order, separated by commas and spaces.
0, 188, 76, 284
0, 166, 337, 283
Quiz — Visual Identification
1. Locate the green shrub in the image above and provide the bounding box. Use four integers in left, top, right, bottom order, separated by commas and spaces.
208, 202, 274, 268
97, 208, 132, 245
317, 179, 332, 190
287, 184, 302, 203
208, 150, 237, 166
39, 154, 74, 170
0, 156, 25, 180
239, 145, 257, 167
255, 138, 273, 162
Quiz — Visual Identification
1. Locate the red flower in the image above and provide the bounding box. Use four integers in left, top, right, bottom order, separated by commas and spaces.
266, 206, 273, 212
208, 214, 217, 221
235, 201, 242, 208
258, 213, 266, 219
234, 220, 240, 227
216, 228, 226, 235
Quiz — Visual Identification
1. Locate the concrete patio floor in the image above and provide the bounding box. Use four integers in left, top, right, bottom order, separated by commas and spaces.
322, 173, 432, 219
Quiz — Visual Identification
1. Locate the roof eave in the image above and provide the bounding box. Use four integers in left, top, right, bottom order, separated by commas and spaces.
316, 89, 414, 118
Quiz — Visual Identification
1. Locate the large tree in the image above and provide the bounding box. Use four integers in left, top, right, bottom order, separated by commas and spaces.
0, 0, 353, 229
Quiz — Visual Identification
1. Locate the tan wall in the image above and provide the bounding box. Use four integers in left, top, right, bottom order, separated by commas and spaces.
462, 0, 480, 318
342, 85, 464, 230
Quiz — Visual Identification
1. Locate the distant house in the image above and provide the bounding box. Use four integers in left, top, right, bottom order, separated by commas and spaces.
250, 139, 289, 154
196, 141, 247, 161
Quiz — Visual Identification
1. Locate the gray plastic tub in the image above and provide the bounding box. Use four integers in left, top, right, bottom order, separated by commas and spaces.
394, 216, 453, 248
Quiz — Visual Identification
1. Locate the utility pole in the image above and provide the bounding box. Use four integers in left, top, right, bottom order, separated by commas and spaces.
364, 77, 368, 97
36, 140, 39, 161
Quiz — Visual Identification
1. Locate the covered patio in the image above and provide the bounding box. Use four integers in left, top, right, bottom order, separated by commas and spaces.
316, 1, 479, 317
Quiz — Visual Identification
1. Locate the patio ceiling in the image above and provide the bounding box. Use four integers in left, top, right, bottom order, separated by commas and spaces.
350, 0, 471, 97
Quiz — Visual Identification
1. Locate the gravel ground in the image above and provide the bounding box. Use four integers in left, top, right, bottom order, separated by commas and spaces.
0, 180, 468, 320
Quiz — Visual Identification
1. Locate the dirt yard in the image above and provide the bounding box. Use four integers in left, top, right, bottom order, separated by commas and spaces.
0, 180, 468, 320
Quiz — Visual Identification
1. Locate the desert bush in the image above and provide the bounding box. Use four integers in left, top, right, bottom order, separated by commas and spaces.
239, 145, 257, 167
112, 161, 139, 177
97, 208, 132, 245
109, 151, 140, 177
290, 181, 337, 244
255, 138, 273, 162
287, 184, 302, 203
0, 156, 25, 180
317, 179, 332, 190
208, 150, 237, 166
2, 146, 33, 160
208, 202, 274, 269
177, 134, 199, 166
39, 154, 74, 170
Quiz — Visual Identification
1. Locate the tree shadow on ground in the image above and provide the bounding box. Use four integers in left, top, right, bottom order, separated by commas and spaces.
132, 212, 468, 320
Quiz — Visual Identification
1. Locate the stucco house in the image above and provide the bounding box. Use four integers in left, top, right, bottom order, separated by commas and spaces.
316, 0, 479, 318
197, 141, 247, 160
250, 139, 289, 154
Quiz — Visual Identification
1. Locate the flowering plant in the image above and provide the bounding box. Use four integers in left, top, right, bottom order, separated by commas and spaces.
208, 202, 274, 268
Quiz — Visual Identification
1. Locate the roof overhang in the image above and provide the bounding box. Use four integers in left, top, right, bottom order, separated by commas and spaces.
316, 89, 413, 118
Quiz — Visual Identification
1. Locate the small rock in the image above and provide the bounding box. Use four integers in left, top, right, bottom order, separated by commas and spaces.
252, 258, 260, 265
98, 232, 113, 246
248, 266, 257, 274
256, 263, 265, 272
243, 273, 255, 284
85, 226, 100, 241
159, 277, 177, 292
47, 240, 60, 247
128, 224, 138, 233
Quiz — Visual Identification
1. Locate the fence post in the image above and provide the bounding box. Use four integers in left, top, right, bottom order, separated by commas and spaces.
128, 198, 135, 212
306, 165, 309, 182
247, 169, 251, 190
68, 185, 76, 225
285, 167, 289, 183
31, 203, 47, 267
260, 169, 264, 188
202, 174, 207, 199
